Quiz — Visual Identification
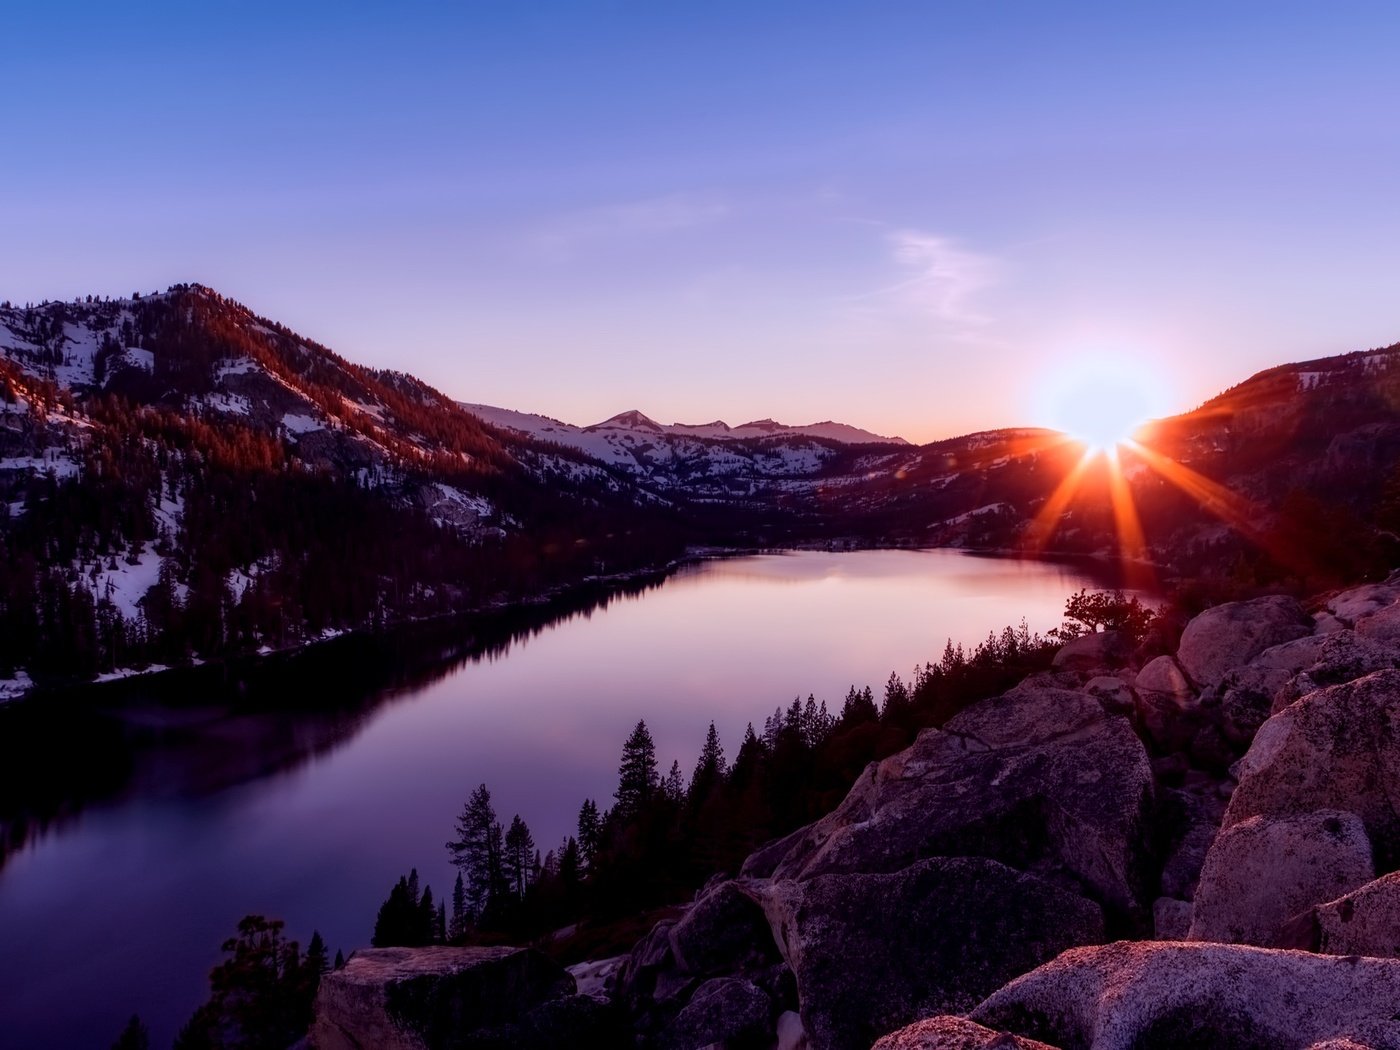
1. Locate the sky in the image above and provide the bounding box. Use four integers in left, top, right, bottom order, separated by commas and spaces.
3, 2, 1399, 443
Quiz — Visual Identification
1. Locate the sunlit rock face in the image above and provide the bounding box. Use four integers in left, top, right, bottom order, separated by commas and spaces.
1188, 810, 1374, 947
1175, 595, 1312, 686
762, 683, 1156, 920
871, 1015, 1059, 1050
1224, 669, 1400, 870
1312, 872, 1400, 958
964, 942, 1400, 1050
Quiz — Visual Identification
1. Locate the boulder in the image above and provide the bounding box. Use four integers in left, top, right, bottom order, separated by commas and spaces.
613, 918, 679, 1012
1051, 631, 1131, 672
1355, 602, 1400, 648
1082, 676, 1134, 718
757, 857, 1104, 1050
1225, 670, 1400, 870
1326, 582, 1400, 626
765, 684, 1155, 919
741, 822, 814, 879
1176, 595, 1311, 686
311, 946, 575, 1050
1211, 665, 1294, 745
1132, 656, 1199, 751
1188, 810, 1374, 947
1156, 787, 1224, 902
872, 1016, 1059, 1050
670, 879, 779, 977
1153, 898, 1192, 940
1314, 872, 1400, 958
971, 941, 1400, 1050
1258, 631, 1400, 715
660, 976, 772, 1050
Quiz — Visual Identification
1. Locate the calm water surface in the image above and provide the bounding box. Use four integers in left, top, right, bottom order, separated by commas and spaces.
0, 550, 1128, 1048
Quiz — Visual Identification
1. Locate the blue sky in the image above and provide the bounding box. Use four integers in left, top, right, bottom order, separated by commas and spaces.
4, 2, 1399, 441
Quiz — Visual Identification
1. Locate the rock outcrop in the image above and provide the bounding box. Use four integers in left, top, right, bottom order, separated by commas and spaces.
1187, 810, 1374, 947
1225, 669, 1400, 870
308, 580, 1400, 1050
1304, 873, 1400, 958
871, 1015, 1058, 1050
1050, 631, 1131, 673
1132, 655, 1199, 751
311, 946, 617, 1050
756, 858, 1103, 1050
764, 683, 1156, 919
968, 941, 1400, 1050
1175, 595, 1311, 686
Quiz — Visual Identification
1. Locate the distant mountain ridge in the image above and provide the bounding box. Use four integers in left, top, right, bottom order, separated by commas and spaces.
463, 403, 908, 446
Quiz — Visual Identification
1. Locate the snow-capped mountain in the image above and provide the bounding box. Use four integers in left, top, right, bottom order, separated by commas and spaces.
462, 402, 908, 497
465, 404, 906, 447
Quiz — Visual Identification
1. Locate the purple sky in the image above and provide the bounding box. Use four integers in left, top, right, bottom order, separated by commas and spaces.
5, 2, 1399, 442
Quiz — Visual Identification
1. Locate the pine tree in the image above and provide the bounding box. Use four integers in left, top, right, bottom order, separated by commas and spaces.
689, 721, 726, 802
447, 784, 499, 918
305, 931, 329, 975
558, 836, 581, 886
663, 759, 685, 802
450, 872, 468, 939
111, 1015, 150, 1050
577, 799, 601, 875
502, 815, 536, 900
615, 720, 658, 820
333, 950, 346, 970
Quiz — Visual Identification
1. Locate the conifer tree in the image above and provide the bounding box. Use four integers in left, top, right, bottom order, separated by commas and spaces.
447, 784, 499, 918
450, 872, 468, 939
690, 721, 726, 801
576, 799, 601, 874
503, 815, 536, 900
615, 720, 658, 819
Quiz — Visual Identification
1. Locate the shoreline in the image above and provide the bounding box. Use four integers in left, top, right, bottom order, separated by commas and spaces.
0, 542, 1153, 708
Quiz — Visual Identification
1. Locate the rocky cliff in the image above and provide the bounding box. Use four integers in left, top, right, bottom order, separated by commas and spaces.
311, 575, 1400, 1049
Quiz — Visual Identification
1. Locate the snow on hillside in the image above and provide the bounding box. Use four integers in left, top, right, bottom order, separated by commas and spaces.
462, 401, 875, 485
463, 403, 906, 449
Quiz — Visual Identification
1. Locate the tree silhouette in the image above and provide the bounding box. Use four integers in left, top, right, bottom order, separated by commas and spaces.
615, 720, 658, 820
447, 784, 502, 919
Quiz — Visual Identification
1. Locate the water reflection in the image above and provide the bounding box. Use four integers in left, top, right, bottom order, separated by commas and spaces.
0, 549, 1134, 1049
0, 569, 674, 871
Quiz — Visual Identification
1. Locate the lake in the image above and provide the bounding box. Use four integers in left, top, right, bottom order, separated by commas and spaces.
0, 549, 1131, 1048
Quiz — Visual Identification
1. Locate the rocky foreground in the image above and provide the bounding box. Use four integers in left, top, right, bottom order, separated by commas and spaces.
311, 577, 1400, 1049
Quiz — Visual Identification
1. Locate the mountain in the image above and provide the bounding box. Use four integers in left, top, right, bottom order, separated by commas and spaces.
461, 402, 909, 500
4, 281, 1400, 697
0, 285, 692, 694
465, 404, 906, 447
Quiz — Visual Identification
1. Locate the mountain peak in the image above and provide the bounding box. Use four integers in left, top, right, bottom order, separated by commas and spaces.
593, 410, 664, 431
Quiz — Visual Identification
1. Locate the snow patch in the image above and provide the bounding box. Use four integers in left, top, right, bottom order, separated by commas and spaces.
281, 412, 324, 435
0, 670, 33, 703
87, 543, 166, 620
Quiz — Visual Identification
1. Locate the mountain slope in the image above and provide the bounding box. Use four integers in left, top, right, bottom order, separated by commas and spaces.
0, 286, 691, 693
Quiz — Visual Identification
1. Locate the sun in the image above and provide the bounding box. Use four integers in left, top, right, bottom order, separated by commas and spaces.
1036, 356, 1167, 455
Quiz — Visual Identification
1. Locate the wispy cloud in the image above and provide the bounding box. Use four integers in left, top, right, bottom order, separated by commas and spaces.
862, 229, 999, 327
523, 194, 729, 261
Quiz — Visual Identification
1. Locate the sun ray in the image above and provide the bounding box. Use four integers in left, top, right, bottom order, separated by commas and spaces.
1123, 438, 1316, 576
1025, 447, 1098, 554
1103, 448, 1155, 590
